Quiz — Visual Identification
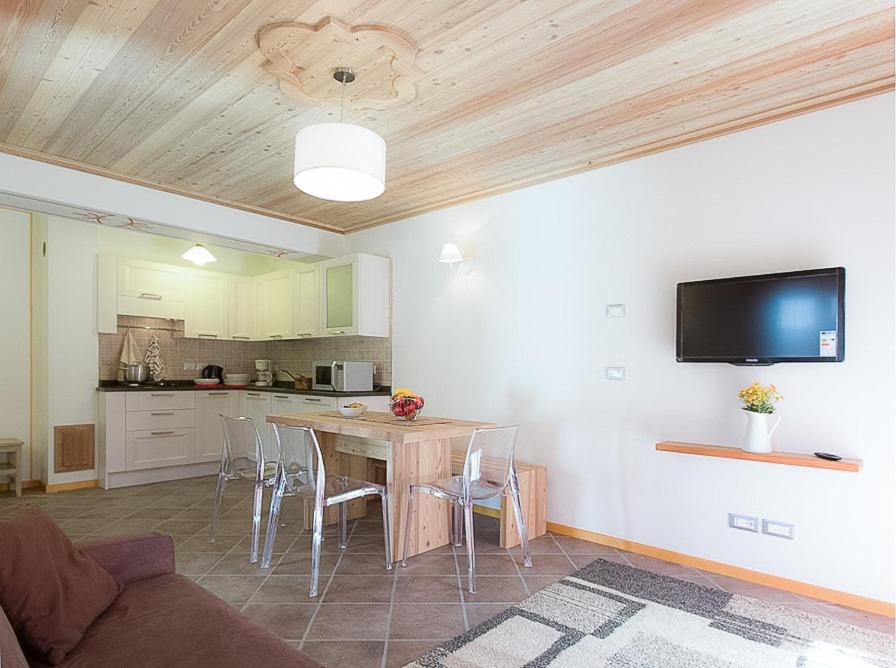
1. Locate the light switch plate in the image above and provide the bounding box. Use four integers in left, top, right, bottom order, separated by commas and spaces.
762, 518, 795, 540
606, 303, 626, 317
605, 366, 625, 380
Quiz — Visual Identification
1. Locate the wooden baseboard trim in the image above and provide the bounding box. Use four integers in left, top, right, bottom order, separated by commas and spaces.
546, 521, 895, 618
0, 479, 43, 493
45, 479, 98, 493
472, 504, 502, 519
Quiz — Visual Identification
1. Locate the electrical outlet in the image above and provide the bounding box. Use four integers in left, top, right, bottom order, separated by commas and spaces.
605, 366, 625, 380
762, 519, 795, 540
728, 513, 759, 532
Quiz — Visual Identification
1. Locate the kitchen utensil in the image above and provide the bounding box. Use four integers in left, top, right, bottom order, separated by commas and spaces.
124, 363, 149, 384
280, 369, 312, 390
223, 373, 250, 384
202, 365, 224, 383
339, 403, 368, 418
194, 378, 220, 386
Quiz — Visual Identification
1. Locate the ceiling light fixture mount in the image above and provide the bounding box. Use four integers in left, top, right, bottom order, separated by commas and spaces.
293, 66, 387, 202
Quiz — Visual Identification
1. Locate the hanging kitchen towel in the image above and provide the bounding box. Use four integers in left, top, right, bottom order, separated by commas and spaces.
118, 329, 141, 380
143, 333, 166, 381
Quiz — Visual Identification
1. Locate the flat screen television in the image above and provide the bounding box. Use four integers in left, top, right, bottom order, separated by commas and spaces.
676, 267, 845, 365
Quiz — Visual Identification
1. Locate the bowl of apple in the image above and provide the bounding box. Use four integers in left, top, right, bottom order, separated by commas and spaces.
390, 388, 424, 421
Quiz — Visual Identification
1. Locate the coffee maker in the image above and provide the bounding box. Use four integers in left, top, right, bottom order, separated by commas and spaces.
254, 359, 273, 387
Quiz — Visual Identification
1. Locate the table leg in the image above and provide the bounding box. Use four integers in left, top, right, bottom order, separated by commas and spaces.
391, 438, 451, 562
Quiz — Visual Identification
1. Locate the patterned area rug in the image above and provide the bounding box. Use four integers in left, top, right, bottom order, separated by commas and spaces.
406, 559, 895, 667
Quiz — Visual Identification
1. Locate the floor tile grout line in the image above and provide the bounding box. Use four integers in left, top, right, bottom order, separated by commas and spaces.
380, 539, 401, 668
549, 532, 580, 572
297, 515, 358, 648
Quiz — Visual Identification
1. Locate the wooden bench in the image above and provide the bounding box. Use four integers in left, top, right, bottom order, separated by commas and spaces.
451, 451, 546, 549
0, 438, 24, 497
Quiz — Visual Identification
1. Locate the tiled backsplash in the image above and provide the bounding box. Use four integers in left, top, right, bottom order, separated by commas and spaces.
99, 316, 392, 386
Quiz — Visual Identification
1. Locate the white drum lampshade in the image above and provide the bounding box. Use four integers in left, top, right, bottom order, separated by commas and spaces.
293, 122, 386, 202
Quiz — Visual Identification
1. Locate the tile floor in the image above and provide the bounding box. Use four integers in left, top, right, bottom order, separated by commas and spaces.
2, 476, 893, 667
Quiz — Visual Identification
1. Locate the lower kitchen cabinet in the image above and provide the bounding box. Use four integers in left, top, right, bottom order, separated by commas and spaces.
195, 390, 240, 462
126, 429, 194, 470
240, 391, 274, 458
97, 389, 390, 489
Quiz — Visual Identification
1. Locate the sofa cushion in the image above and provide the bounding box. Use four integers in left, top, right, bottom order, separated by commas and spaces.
28, 573, 322, 668
0, 604, 28, 668
0, 507, 122, 665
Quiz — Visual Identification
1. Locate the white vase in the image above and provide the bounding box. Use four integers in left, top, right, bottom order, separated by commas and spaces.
742, 411, 781, 454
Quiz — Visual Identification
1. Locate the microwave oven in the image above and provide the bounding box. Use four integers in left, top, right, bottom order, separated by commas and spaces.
312, 361, 374, 392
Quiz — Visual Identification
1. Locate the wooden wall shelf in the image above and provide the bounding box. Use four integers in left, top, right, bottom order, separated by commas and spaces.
656, 441, 861, 472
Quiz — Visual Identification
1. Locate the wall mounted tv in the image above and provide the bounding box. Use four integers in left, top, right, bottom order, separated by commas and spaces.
676, 267, 845, 365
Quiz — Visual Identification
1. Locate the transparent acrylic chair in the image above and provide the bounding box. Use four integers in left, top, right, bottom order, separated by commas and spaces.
209, 415, 279, 563
400, 425, 532, 593
260, 423, 393, 597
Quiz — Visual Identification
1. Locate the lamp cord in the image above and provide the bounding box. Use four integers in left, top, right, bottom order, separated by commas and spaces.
340, 77, 345, 123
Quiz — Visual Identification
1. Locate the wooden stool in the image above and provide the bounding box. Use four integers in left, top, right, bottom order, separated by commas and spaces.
0, 438, 24, 497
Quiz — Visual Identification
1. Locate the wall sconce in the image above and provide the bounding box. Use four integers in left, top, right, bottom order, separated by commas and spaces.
438, 243, 473, 274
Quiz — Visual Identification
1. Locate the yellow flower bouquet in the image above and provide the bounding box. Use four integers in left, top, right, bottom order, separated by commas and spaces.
737, 383, 783, 414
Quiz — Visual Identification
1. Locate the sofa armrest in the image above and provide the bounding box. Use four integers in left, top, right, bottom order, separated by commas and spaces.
79, 532, 175, 585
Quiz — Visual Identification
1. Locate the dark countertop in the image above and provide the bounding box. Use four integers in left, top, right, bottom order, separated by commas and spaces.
96, 380, 391, 398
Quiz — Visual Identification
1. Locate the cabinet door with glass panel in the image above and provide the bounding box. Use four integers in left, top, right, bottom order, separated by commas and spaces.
318, 253, 390, 337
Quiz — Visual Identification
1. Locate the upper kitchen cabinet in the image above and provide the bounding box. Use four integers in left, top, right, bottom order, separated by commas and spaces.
184, 269, 229, 339
116, 258, 185, 319
229, 276, 257, 341
318, 253, 390, 337
293, 265, 319, 338
258, 269, 294, 340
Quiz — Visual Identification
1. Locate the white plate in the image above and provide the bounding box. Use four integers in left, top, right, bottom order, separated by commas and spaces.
193, 378, 220, 386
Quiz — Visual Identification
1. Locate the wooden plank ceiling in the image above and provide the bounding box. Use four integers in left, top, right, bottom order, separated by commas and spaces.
0, 0, 892, 233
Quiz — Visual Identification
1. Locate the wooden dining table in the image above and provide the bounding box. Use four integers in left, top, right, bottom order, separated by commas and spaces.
267, 411, 495, 562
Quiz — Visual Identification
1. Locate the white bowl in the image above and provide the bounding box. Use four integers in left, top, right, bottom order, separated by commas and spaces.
224, 373, 249, 383
194, 378, 220, 386
339, 404, 367, 418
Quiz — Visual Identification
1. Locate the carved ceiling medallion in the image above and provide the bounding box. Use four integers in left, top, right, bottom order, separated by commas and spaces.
257, 16, 420, 111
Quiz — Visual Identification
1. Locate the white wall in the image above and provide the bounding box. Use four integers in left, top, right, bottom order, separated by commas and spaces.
0, 153, 345, 258
0, 209, 32, 481
346, 93, 896, 602
46, 216, 100, 484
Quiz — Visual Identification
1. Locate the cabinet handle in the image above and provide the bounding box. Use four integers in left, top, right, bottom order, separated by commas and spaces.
303, 397, 322, 403
232, 336, 250, 340
150, 393, 174, 397
150, 412, 175, 416
139, 292, 162, 300
274, 395, 290, 399
198, 333, 218, 339
329, 330, 345, 335
208, 391, 229, 396
246, 393, 261, 397
270, 335, 283, 339
150, 431, 175, 436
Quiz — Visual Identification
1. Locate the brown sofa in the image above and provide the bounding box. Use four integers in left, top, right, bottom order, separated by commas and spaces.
1, 532, 322, 668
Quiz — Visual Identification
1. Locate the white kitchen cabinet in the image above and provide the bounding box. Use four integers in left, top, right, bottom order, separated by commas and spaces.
318, 253, 390, 337
116, 258, 185, 319
293, 266, 319, 338
195, 390, 239, 462
270, 392, 299, 415
126, 429, 194, 470
240, 391, 274, 458
230, 276, 257, 341
184, 269, 230, 339
258, 270, 294, 340
294, 395, 338, 413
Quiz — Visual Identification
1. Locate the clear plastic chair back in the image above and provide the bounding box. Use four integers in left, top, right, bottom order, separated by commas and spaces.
271, 423, 322, 497
462, 426, 519, 500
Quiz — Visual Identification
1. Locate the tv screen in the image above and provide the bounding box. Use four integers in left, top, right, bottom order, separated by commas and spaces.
676, 267, 845, 365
